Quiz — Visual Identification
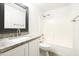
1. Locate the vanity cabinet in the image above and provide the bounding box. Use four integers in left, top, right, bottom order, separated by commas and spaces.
28, 39, 39, 56
0, 43, 29, 56
0, 38, 40, 56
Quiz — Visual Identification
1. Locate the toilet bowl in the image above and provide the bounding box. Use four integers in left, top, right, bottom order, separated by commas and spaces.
39, 42, 51, 56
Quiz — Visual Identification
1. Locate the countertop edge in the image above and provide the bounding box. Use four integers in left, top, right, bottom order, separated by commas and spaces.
0, 35, 41, 54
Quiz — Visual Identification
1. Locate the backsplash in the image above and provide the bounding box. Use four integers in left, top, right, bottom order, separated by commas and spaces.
0, 32, 28, 40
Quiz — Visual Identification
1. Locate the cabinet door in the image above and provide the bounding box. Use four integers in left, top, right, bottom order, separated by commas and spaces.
24, 43, 29, 56
28, 39, 39, 56
0, 43, 28, 56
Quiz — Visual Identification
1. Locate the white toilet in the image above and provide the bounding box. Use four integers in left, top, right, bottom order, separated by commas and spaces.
39, 34, 51, 56
40, 42, 51, 56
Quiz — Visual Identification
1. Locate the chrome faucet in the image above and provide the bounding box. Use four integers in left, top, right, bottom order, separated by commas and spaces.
17, 28, 21, 36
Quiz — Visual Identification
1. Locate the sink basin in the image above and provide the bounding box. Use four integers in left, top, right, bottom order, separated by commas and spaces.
0, 36, 29, 49
0, 38, 12, 48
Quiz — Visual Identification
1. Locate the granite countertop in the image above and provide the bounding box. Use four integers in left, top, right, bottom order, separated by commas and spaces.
0, 34, 41, 54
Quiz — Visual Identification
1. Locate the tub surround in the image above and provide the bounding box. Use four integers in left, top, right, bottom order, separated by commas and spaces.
0, 34, 41, 54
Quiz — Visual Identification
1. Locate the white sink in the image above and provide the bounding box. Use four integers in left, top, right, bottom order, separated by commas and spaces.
0, 36, 29, 49
10, 36, 29, 43
0, 38, 12, 48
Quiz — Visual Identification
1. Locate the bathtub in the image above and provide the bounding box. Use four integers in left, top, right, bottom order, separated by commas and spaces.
40, 41, 73, 56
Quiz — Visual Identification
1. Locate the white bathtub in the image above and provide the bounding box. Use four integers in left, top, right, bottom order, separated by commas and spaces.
40, 41, 73, 56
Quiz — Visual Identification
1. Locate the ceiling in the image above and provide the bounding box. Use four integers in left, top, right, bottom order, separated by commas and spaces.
33, 3, 70, 13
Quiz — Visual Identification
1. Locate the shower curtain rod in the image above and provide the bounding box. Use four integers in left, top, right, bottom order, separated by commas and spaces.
72, 15, 79, 22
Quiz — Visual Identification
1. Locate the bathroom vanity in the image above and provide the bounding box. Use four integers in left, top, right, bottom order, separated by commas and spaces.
0, 34, 41, 56
0, 3, 41, 56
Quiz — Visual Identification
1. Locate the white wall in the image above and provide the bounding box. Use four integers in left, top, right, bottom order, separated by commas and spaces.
29, 4, 42, 35
41, 4, 74, 56
42, 5, 73, 48
24, 3, 42, 36
71, 4, 79, 56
